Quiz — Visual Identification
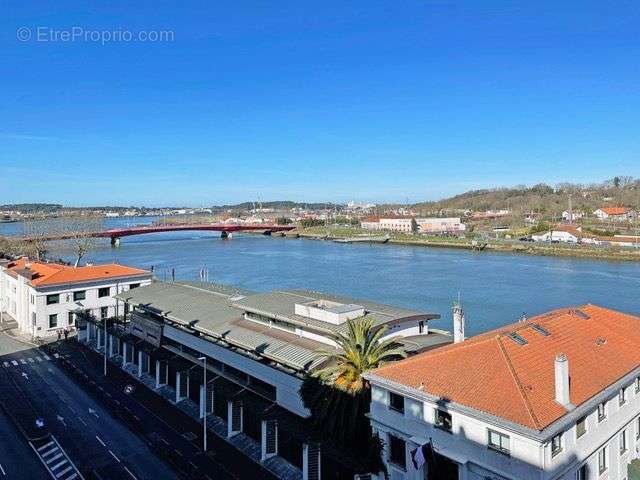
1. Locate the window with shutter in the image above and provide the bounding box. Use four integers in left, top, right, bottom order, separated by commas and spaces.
206, 382, 214, 414
305, 443, 321, 480
265, 420, 277, 455
231, 400, 242, 432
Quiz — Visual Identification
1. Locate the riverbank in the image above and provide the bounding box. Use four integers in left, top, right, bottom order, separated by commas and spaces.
295, 226, 640, 262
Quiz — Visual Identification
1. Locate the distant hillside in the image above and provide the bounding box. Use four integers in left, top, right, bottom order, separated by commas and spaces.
0, 203, 62, 213
212, 201, 341, 212
412, 177, 640, 217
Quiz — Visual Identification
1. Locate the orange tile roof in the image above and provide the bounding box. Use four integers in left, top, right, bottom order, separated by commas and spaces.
6, 258, 150, 287
370, 305, 640, 431
599, 207, 632, 215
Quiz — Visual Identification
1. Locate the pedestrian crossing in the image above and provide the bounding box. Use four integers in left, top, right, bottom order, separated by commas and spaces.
2, 354, 53, 368
31, 436, 82, 480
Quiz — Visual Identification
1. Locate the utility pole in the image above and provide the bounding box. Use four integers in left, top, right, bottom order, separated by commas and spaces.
199, 356, 207, 452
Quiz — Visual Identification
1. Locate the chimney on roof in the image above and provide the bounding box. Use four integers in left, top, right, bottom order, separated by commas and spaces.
554, 353, 571, 408
453, 301, 465, 343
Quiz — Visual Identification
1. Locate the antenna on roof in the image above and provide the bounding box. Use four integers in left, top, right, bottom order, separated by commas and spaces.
521, 312, 527, 322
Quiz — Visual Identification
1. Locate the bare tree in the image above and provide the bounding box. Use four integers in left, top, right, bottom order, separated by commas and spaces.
58, 216, 103, 267
22, 220, 55, 261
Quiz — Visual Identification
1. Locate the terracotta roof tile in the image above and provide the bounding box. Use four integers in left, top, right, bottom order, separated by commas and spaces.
371, 305, 640, 431
6, 258, 149, 287
598, 207, 632, 215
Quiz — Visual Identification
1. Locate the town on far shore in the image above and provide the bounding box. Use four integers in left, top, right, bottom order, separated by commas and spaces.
2, 178, 640, 261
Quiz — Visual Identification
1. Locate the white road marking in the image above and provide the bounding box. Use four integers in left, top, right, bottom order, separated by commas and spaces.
95, 435, 106, 447
56, 465, 73, 478
43, 354, 51, 360
53, 353, 59, 358
123, 466, 138, 480
27, 357, 34, 363
108, 450, 120, 462
2, 362, 8, 368
37, 441, 54, 452
36, 356, 43, 362
47, 452, 64, 464
0, 463, 6, 475
11, 360, 17, 366
67, 405, 76, 414
77, 417, 87, 426
19, 359, 26, 364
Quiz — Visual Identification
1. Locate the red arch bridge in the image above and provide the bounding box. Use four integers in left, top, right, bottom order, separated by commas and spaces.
24, 224, 297, 246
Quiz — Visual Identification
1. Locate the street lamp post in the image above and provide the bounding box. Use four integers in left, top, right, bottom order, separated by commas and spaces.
104, 282, 121, 377
103, 308, 108, 376
198, 356, 207, 452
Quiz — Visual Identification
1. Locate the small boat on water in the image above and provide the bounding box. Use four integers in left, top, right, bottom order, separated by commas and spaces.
333, 235, 390, 244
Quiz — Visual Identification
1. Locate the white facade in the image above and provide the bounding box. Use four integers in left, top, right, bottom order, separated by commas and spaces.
162, 324, 309, 417
361, 221, 382, 231
562, 211, 585, 221
0, 262, 152, 338
362, 218, 466, 234
594, 209, 638, 221
380, 218, 415, 232
366, 374, 640, 480
532, 231, 580, 243
417, 218, 466, 234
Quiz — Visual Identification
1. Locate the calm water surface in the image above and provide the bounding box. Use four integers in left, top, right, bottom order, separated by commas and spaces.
2, 217, 639, 336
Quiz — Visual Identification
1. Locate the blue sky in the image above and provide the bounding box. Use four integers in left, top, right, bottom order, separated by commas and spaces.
1, 1, 639, 206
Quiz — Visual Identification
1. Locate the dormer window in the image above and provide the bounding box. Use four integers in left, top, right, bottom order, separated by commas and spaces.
619, 387, 626, 406
597, 402, 607, 422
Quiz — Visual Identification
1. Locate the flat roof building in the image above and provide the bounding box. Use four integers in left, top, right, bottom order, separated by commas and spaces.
76, 280, 449, 479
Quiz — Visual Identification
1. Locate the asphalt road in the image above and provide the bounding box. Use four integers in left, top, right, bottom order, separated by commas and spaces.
0, 408, 50, 480
53, 338, 276, 480
0, 333, 178, 480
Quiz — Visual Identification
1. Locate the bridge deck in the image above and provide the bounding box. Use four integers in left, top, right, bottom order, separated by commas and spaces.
22, 224, 296, 241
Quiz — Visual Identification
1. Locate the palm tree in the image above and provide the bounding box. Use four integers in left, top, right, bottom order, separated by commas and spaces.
299, 316, 405, 474
314, 316, 407, 393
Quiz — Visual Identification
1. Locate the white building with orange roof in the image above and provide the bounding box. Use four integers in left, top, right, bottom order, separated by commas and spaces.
594, 207, 638, 222
0, 257, 152, 338
364, 305, 640, 480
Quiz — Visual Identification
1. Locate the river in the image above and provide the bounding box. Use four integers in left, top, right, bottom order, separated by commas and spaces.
2, 216, 639, 336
